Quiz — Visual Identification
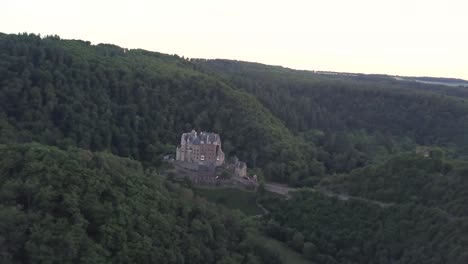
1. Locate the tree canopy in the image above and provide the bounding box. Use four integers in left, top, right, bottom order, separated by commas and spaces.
0, 143, 281, 264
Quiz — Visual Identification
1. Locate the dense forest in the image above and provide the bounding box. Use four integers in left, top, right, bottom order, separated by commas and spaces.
321, 151, 468, 217
3, 33, 468, 185
256, 151, 468, 263
1, 33, 468, 263
193, 59, 468, 155
259, 190, 468, 264
0, 143, 282, 264
0, 33, 322, 185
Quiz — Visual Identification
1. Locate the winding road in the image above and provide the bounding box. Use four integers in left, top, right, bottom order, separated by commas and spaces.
264, 182, 393, 207
263, 182, 467, 221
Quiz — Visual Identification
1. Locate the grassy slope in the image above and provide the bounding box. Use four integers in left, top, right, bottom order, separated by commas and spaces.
195, 187, 263, 215
255, 233, 315, 264
194, 186, 314, 263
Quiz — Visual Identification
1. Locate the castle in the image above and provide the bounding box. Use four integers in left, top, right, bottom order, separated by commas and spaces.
173, 130, 254, 188
175, 130, 225, 167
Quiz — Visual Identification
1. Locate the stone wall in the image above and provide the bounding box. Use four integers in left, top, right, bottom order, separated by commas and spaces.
175, 130, 225, 166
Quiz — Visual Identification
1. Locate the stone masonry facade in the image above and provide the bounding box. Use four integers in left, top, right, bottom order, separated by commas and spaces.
175, 130, 225, 167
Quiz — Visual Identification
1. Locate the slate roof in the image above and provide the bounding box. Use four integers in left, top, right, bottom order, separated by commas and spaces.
183, 130, 219, 145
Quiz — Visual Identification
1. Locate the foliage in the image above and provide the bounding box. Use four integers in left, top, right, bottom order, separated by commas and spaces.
321, 152, 468, 216
260, 190, 468, 264
0, 143, 280, 263
3, 33, 468, 184
2, 32, 468, 264
193, 59, 468, 158
0, 33, 321, 184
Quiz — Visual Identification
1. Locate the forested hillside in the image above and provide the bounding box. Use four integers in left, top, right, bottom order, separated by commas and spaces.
3, 33, 468, 185
2, 33, 468, 264
191, 59, 468, 263
0, 33, 323, 184
0, 143, 281, 264
255, 150, 468, 263
260, 190, 468, 264
321, 151, 468, 217
193, 59, 468, 153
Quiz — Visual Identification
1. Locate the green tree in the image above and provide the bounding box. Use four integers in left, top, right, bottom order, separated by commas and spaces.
291, 232, 304, 252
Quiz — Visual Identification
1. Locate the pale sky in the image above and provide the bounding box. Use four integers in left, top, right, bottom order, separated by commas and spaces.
2, 0, 468, 79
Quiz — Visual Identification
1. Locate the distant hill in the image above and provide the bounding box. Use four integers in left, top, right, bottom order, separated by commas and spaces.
394, 76, 468, 87
1, 33, 468, 185
193, 59, 468, 150
2, 32, 468, 264
312, 71, 468, 87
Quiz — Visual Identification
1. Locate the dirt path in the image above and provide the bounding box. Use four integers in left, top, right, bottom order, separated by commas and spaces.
164, 167, 466, 221
309, 188, 467, 220
263, 183, 467, 221
263, 183, 295, 197
264, 182, 394, 207
312, 187, 395, 208
252, 201, 270, 218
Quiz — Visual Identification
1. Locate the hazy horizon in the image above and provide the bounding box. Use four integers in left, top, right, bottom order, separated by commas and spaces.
2, 0, 467, 79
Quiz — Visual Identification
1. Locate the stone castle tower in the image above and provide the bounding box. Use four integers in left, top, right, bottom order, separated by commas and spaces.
175, 130, 225, 166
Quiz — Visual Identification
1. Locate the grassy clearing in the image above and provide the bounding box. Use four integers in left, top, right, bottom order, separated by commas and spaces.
255, 234, 315, 264
195, 187, 263, 215
195, 187, 313, 263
